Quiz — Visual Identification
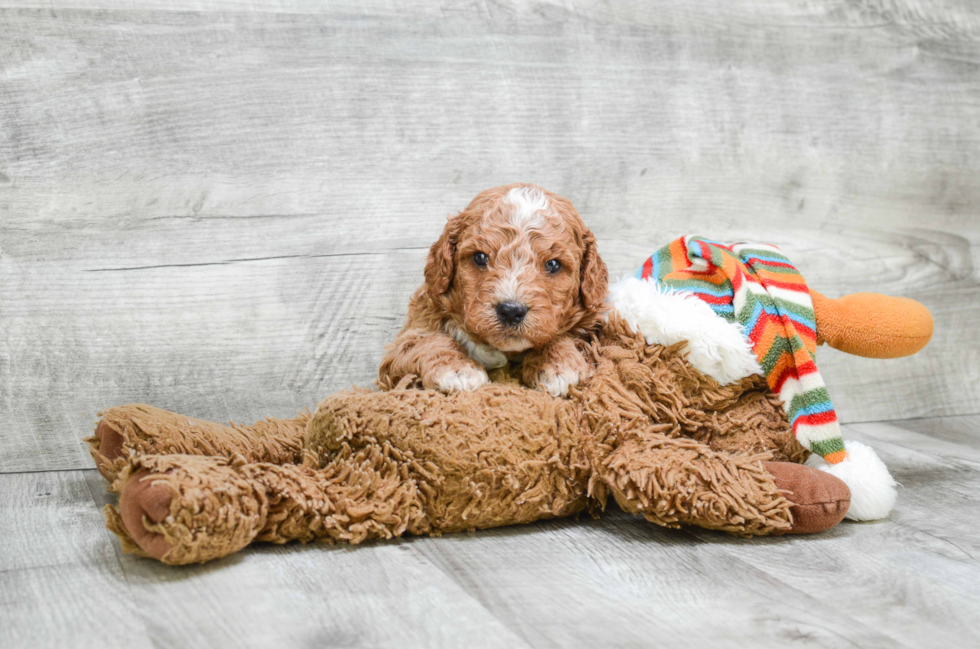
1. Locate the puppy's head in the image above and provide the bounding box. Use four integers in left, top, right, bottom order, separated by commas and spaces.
425, 183, 608, 352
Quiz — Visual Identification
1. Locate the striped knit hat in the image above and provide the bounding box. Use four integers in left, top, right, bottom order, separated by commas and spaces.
609, 235, 898, 521
638, 235, 846, 464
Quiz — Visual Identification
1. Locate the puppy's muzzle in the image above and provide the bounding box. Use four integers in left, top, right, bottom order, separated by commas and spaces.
495, 301, 528, 327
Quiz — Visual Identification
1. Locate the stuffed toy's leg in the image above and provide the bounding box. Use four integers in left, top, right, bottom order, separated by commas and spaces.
106, 446, 430, 565
86, 404, 309, 487
591, 426, 850, 536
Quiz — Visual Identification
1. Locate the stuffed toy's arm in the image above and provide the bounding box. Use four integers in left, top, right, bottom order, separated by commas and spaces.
591, 427, 850, 537
811, 290, 933, 359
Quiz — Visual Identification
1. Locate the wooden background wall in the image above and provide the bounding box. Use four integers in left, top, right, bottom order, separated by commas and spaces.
2, 0, 978, 472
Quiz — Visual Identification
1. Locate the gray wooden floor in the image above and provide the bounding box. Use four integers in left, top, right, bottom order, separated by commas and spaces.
0, 415, 978, 648
3, 1, 980, 647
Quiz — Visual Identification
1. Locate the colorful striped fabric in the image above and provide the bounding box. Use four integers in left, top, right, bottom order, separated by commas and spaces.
637, 235, 847, 464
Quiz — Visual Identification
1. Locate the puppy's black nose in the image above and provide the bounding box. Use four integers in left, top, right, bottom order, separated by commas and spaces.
496, 301, 528, 326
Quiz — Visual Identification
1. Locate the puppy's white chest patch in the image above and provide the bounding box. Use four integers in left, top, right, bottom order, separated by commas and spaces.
445, 324, 508, 370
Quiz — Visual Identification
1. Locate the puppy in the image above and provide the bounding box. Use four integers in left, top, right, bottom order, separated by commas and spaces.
379, 183, 608, 396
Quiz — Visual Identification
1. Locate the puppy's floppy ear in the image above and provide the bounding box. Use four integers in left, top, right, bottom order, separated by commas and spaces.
579, 229, 608, 312
424, 215, 465, 298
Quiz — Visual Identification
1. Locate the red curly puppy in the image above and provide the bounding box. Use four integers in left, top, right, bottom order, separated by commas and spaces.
379, 183, 608, 396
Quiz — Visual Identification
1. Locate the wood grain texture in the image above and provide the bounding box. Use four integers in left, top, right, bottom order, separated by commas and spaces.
2, 415, 979, 648
2, 0, 979, 471
682, 417, 980, 647
0, 470, 533, 649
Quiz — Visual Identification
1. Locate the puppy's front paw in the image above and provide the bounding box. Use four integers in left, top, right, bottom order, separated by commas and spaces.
433, 366, 490, 393
533, 367, 581, 397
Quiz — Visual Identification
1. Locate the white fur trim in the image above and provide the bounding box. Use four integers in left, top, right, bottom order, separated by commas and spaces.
806, 440, 897, 521
607, 276, 762, 385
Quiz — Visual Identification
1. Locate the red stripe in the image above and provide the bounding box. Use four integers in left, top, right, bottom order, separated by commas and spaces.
731, 268, 743, 291
690, 292, 732, 306
744, 258, 796, 270
793, 409, 839, 427
785, 320, 816, 340
772, 360, 822, 393
685, 268, 720, 277
748, 311, 783, 340
641, 256, 653, 279
757, 278, 811, 293
795, 360, 818, 377
772, 372, 797, 395
771, 366, 798, 393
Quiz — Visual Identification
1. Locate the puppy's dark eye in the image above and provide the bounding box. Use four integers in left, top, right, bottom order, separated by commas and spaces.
472, 251, 489, 267
545, 259, 562, 274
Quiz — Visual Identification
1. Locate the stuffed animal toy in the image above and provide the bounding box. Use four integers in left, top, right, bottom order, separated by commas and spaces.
86, 236, 933, 565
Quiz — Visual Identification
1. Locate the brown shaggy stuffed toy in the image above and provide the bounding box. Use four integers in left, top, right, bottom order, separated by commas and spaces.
87, 291, 929, 566
85, 189, 934, 565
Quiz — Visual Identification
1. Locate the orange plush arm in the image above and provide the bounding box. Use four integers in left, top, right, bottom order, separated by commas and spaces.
811, 290, 934, 359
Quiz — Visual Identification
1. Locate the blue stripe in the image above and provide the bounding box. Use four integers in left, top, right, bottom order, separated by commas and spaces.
740, 299, 816, 334
741, 299, 781, 333
779, 309, 816, 332
689, 240, 704, 261
739, 253, 792, 266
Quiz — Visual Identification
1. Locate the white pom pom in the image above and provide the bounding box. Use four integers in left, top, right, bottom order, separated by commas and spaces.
806, 440, 897, 521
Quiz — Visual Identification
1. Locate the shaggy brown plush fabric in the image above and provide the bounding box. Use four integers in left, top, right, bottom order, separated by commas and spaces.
86, 404, 309, 488
308, 384, 591, 533
574, 316, 797, 535
92, 316, 842, 565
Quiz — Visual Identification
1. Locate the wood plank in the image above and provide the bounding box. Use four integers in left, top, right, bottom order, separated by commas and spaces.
0, 470, 154, 649
844, 418, 980, 561
0, 469, 532, 649
1, 0, 979, 32
682, 419, 980, 647
414, 516, 904, 648
886, 413, 980, 451
0, 564, 156, 649
3, 413, 980, 647
2, 1, 980, 472
0, 469, 127, 572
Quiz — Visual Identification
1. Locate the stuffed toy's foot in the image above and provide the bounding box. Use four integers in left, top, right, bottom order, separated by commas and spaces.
811, 290, 933, 359
107, 447, 430, 565
117, 469, 179, 561
107, 456, 270, 564
764, 462, 850, 534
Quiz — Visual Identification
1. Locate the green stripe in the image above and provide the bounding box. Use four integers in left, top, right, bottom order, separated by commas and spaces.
759, 337, 792, 375
810, 437, 846, 457
736, 247, 791, 263
780, 303, 815, 324
785, 388, 833, 420
749, 261, 800, 274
